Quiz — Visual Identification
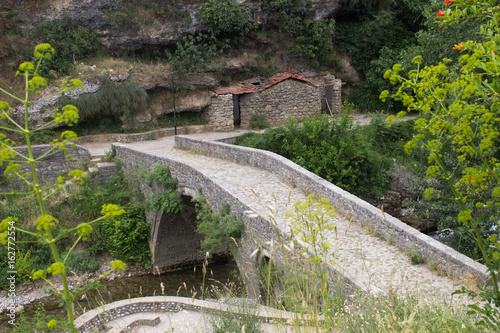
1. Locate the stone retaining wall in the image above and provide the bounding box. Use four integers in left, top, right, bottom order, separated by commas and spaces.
0, 145, 90, 191
174, 135, 491, 283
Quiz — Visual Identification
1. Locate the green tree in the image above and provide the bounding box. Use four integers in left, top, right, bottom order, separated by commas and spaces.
166, 31, 221, 77
381, 0, 500, 328
0, 44, 126, 331
199, 0, 256, 38
33, 20, 99, 76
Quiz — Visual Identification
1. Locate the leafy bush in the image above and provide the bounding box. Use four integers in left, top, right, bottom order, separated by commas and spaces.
142, 164, 183, 216
249, 112, 269, 129
33, 20, 98, 75
193, 196, 243, 255
62, 171, 140, 222
15, 249, 35, 284
166, 31, 222, 77
199, 0, 256, 38
357, 114, 418, 167
234, 114, 393, 197
60, 77, 148, 124
103, 205, 152, 268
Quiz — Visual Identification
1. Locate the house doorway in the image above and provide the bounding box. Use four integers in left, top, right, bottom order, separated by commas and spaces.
233, 94, 241, 128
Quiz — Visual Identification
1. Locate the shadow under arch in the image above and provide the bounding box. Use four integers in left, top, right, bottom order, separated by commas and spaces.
151, 188, 228, 271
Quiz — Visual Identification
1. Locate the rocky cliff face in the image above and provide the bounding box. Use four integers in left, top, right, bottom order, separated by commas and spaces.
7, 0, 339, 55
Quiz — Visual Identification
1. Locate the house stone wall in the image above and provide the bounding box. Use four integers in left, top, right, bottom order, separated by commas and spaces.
321, 76, 342, 114
239, 79, 321, 128
202, 94, 234, 131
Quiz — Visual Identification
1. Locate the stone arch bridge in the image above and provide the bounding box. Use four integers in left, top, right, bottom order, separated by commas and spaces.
112, 132, 489, 299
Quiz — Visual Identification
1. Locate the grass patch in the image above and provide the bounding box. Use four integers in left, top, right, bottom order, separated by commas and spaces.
407, 247, 426, 265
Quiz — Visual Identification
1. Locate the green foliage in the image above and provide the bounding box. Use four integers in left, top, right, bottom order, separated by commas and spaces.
249, 111, 269, 129
15, 249, 35, 284
349, 47, 403, 112
13, 302, 51, 333
33, 20, 98, 76
264, 0, 335, 64
0, 44, 126, 330
335, 0, 425, 76
193, 196, 243, 255
234, 114, 393, 197
199, 0, 256, 38
60, 77, 148, 124
336, 0, 427, 112
141, 164, 184, 215
166, 31, 222, 77
334, 289, 477, 332
407, 247, 425, 265
358, 114, 419, 167
102, 0, 141, 31
63, 249, 100, 273
399, 2, 482, 70
287, 195, 338, 315
382, 0, 500, 328
103, 205, 152, 268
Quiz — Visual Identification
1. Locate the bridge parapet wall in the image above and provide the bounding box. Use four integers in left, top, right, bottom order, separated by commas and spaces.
174, 135, 491, 284
112, 143, 361, 297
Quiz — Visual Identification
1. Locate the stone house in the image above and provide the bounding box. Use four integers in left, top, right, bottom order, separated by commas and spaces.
203, 70, 342, 131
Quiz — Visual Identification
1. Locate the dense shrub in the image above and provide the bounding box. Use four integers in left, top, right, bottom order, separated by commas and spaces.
193, 196, 243, 255
166, 31, 222, 77
103, 205, 152, 268
234, 114, 393, 197
199, 0, 256, 38
33, 20, 99, 76
357, 114, 417, 163
60, 77, 148, 124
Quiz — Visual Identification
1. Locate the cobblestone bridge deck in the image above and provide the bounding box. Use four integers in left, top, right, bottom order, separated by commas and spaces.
111, 131, 485, 301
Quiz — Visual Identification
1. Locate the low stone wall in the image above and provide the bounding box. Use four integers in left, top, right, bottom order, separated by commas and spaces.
174, 135, 491, 283
77, 124, 215, 144
0, 145, 90, 191
75, 298, 208, 333
239, 80, 321, 128
74, 296, 320, 333
113, 143, 361, 298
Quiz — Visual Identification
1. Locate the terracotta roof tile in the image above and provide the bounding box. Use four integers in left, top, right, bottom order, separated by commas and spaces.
215, 71, 317, 95
262, 71, 317, 90
215, 83, 257, 95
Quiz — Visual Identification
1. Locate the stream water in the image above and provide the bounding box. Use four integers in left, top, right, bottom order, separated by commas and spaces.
0, 261, 242, 331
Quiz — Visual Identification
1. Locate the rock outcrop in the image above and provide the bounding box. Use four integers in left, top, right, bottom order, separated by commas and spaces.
4, 0, 340, 55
